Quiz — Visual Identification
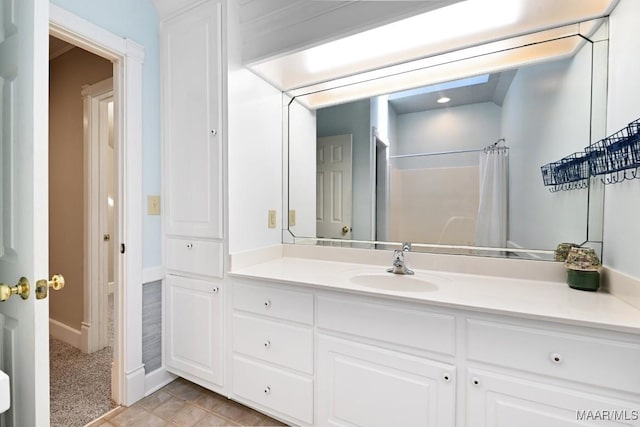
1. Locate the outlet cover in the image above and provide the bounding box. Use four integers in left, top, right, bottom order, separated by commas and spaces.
148, 195, 161, 215
289, 210, 296, 226
268, 210, 277, 229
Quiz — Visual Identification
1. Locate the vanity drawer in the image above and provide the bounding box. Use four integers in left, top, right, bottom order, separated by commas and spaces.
317, 296, 456, 356
233, 356, 313, 425
233, 314, 313, 374
233, 281, 313, 325
166, 238, 223, 278
466, 319, 640, 394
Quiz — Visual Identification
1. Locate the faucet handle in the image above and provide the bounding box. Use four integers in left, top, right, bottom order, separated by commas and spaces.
402, 242, 412, 252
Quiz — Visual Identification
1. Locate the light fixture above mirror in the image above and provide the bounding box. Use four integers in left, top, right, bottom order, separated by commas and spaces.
248, 0, 618, 92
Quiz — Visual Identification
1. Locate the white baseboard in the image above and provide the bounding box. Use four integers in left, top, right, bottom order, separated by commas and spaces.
145, 367, 178, 396
49, 319, 82, 349
125, 364, 147, 406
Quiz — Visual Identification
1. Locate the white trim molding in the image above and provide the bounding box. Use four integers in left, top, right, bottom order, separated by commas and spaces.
143, 266, 165, 284
145, 368, 178, 396
50, 4, 146, 407
118, 37, 146, 406
82, 77, 113, 355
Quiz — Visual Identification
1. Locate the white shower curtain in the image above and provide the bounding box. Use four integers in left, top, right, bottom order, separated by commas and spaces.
476, 147, 508, 247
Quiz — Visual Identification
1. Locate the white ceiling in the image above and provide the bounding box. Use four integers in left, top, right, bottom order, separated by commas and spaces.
239, 0, 461, 64
387, 70, 517, 115
249, 0, 618, 92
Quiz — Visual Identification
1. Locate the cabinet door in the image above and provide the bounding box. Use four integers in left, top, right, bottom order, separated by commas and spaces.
467, 369, 640, 427
165, 275, 223, 386
162, 0, 223, 239
317, 335, 456, 427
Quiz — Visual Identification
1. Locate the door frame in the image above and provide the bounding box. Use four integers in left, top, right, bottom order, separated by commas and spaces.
50, 5, 146, 406
81, 77, 113, 354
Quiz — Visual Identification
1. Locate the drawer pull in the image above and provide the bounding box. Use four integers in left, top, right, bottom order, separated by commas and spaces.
264, 340, 271, 349
264, 299, 271, 308
264, 386, 271, 395
186, 243, 193, 249
442, 373, 451, 382
212, 287, 219, 294
471, 377, 481, 387
550, 353, 563, 364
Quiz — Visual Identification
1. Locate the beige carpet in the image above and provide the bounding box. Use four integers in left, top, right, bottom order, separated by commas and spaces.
50, 295, 116, 427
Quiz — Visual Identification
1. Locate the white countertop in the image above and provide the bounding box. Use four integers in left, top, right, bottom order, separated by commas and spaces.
230, 256, 640, 334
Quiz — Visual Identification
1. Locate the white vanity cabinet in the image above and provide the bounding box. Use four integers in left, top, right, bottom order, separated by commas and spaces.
465, 318, 640, 427
316, 295, 457, 427
164, 275, 223, 387
231, 280, 315, 425
160, 0, 225, 390
228, 271, 640, 427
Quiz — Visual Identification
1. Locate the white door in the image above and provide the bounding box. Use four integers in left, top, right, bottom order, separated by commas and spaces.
0, 0, 50, 426
316, 135, 353, 239
165, 275, 223, 386
467, 369, 640, 427
317, 335, 456, 426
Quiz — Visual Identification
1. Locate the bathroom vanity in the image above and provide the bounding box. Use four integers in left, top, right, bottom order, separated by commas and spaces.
156, 1, 640, 426
217, 247, 640, 426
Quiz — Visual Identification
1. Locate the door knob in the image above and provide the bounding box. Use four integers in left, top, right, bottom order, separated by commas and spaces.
342, 226, 350, 234
0, 277, 30, 302
36, 274, 65, 300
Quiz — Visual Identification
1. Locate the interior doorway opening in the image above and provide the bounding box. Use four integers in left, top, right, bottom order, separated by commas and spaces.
48, 34, 118, 426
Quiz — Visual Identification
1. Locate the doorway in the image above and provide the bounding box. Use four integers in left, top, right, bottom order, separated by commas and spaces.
48, 35, 117, 426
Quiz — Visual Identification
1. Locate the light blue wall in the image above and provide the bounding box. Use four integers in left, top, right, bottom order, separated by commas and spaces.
50, 0, 162, 269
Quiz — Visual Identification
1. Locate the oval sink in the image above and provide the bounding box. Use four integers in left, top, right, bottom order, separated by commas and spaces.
349, 273, 439, 292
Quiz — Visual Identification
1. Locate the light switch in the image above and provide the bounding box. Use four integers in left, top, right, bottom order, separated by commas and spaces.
268, 210, 277, 229
148, 195, 161, 215
289, 210, 296, 226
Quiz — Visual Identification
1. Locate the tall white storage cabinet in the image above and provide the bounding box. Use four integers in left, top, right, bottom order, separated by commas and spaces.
161, 0, 225, 390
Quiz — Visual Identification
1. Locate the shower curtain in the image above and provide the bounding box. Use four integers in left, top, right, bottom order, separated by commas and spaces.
476, 147, 508, 247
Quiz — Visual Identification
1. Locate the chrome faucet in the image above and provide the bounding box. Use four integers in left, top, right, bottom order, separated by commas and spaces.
387, 242, 414, 275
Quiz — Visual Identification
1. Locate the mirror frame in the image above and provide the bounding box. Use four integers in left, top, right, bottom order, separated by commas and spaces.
282, 19, 608, 259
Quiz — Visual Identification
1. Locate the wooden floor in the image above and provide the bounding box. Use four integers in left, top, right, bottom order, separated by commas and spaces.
86, 378, 287, 426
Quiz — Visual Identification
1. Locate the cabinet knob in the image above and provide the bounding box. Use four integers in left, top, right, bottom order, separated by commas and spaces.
442, 373, 451, 382
210, 129, 217, 136
550, 352, 563, 364
471, 377, 481, 387
264, 386, 271, 395
264, 340, 271, 349
186, 243, 193, 249
264, 299, 271, 308
212, 287, 219, 294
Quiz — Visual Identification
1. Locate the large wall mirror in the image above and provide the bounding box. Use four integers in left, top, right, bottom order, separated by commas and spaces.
285, 20, 608, 259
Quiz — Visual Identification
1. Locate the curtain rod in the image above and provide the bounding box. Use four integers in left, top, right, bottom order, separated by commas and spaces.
389, 138, 507, 160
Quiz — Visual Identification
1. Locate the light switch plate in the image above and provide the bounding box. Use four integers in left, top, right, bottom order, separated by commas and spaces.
268, 210, 277, 229
289, 210, 296, 226
148, 195, 161, 215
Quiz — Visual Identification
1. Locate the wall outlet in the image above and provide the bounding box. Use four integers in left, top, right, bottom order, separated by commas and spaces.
148, 195, 161, 215
289, 209, 296, 226
268, 210, 277, 229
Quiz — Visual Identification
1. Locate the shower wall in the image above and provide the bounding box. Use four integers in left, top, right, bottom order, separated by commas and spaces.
389, 102, 501, 245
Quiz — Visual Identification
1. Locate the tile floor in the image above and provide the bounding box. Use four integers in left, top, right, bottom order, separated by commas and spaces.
86, 378, 287, 427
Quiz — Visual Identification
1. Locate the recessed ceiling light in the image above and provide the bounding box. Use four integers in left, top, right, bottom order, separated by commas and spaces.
437, 97, 451, 104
